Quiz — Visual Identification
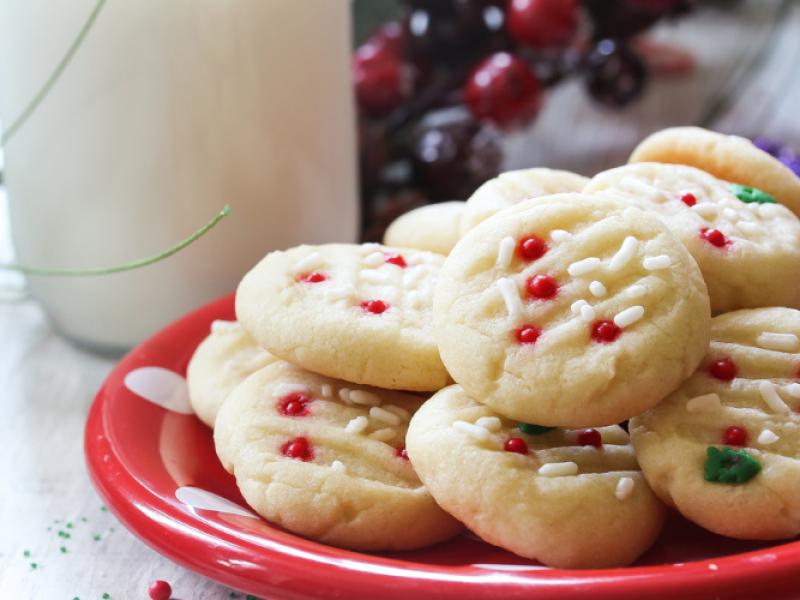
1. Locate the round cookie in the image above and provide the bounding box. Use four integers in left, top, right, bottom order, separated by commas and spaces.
214, 361, 464, 550
405, 385, 667, 569
583, 162, 800, 312
630, 307, 800, 540
186, 320, 278, 428
460, 168, 589, 236
383, 201, 464, 256
628, 126, 800, 218
236, 243, 449, 392
434, 193, 711, 428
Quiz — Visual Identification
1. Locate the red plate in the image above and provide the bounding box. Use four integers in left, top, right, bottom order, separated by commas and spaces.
85, 293, 800, 600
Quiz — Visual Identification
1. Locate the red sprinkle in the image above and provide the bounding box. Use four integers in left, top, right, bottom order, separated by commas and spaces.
515, 325, 541, 345
504, 437, 529, 454
526, 275, 558, 299
678, 192, 697, 207
723, 426, 748, 447
577, 429, 603, 448
278, 392, 312, 417
281, 436, 315, 461
709, 358, 737, 381
299, 271, 328, 283
700, 227, 727, 248
396, 446, 410, 461
148, 581, 172, 600
517, 236, 548, 261
591, 320, 621, 343
361, 300, 389, 314
383, 253, 408, 268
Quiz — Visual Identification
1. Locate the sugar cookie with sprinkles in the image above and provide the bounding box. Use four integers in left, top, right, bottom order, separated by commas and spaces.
434, 193, 710, 428
214, 361, 464, 550
460, 168, 589, 236
584, 162, 800, 312
628, 126, 800, 218
187, 320, 278, 428
630, 307, 800, 540
236, 243, 449, 391
383, 201, 465, 256
405, 384, 667, 569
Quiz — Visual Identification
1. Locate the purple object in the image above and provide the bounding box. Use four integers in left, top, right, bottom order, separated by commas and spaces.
753, 136, 782, 156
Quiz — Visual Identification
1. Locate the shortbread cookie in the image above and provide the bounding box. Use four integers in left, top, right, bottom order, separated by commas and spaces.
186, 320, 278, 428
214, 361, 464, 550
406, 385, 667, 569
236, 243, 449, 391
630, 308, 800, 540
434, 193, 710, 428
460, 168, 589, 235
584, 162, 800, 312
628, 126, 800, 218
383, 201, 464, 256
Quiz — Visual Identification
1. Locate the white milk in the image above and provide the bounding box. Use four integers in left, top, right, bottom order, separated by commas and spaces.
0, 0, 358, 353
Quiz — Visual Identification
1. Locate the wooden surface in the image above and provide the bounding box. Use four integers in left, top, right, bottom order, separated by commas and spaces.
2, 1, 800, 598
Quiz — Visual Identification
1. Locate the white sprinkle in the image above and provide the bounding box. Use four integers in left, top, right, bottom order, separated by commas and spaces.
614, 306, 645, 328
292, 251, 323, 275
453, 421, 491, 441
571, 299, 589, 315
210, 319, 239, 334
222, 359, 236, 372
691, 203, 718, 218
615, 477, 635, 500
406, 291, 422, 309
363, 251, 385, 267
476, 417, 502, 433
273, 383, 309, 398
361, 242, 383, 253
331, 460, 347, 473
596, 189, 635, 204
580, 304, 596, 322
497, 237, 515, 269
756, 332, 799, 352
350, 390, 382, 407
383, 404, 411, 422
745, 202, 760, 213
339, 388, 353, 404
609, 237, 639, 271
685, 393, 722, 414
739, 222, 760, 235
759, 381, 790, 414
627, 285, 646, 298
621, 176, 666, 201
359, 269, 392, 284
723, 208, 740, 221
643, 255, 672, 270
758, 203, 780, 219
538, 462, 578, 477
787, 383, 800, 398
370, 406, 401, 426
568, 257, 601, 276
324, 284, 356, 301
402, 265, 427, 287
709, 564, 718, 571
550, 229, 571, 242
498, 278, 524, 322
279, 362, 302, 371
758, 430, 780, 445
369, 428, 397, 442
736, 207, 757, 222
345, 416, 369, 434
589, 281, 607, 297
320, 384, 333, 398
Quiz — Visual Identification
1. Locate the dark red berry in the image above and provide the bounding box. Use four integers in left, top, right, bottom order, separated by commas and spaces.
148, 581, 172, 600
281, 436, 314, 461
678, 192, 697, 207
505, 437, 529, 454
526, 275, 558, 299
506, 0, 579, 49
396, 446, 410, 461
464, 52, 543, 131
709, 358, 737, 381
516, 325, 541, 344
591, 320, 622, 343
278, 393, 312, 417
584, 39, 648, 108
517, 235, 548, 261
353, 41, 411, 115
577, 429, 603, 448
299, 271, 327, 283
361, 300, 389, 314
700, 227, 727, 248
723, 426, 748, 447
384, 253, 408, 268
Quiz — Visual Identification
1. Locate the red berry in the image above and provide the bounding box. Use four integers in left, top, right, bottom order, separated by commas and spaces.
353, 41, 411, 116
591, 320, 622, 343
723, 426, 748, 447
700, 227, 727, 248
506, 0, 579, 49
709, 358, 737, 381
517, 235, 548, 260
505, 437, 529, 454
299, 271, 327, 283
516, 325, 541, 344
278, 393, 312, 417
678, 193, 697, 207
526, 275, 558, 299
281, 436, 314, 461
361, 300, 389, 314
148, 581, 172, 600
396, 446, 410, 461
577, 429, 603, 448
464, 52, 543, 131
384, 253, 408, 268
366, 21, 405, 58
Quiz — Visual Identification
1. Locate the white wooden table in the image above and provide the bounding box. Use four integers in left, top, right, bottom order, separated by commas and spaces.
2, 1, 800, 598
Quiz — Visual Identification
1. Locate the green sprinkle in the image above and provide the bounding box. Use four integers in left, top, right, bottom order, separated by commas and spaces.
519, 422, 556, 435
55, 520, 60, 523
82, 518, 87, 522
230, 594, 238, 599
705, 446, 762, 483
47, 527, 51, 531
729, 183, 777, 205
60, 547, 67, 553
246, 596, 259, 600
109, 528, 114, 532
30, 563, 37, 569
66, 523, 73, 529
103, 594, 110, 599
93, 535, 101, 541
23, 550, 30, 557
101, 506, 108, 512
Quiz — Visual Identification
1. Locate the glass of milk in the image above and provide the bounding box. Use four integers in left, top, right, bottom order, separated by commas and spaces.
0, 0, 358, 353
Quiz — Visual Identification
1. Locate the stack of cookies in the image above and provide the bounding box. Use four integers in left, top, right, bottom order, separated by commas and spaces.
187, 126, 800, 569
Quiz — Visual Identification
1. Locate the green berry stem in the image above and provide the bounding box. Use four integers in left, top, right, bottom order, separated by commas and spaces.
0, 205, 230, 276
